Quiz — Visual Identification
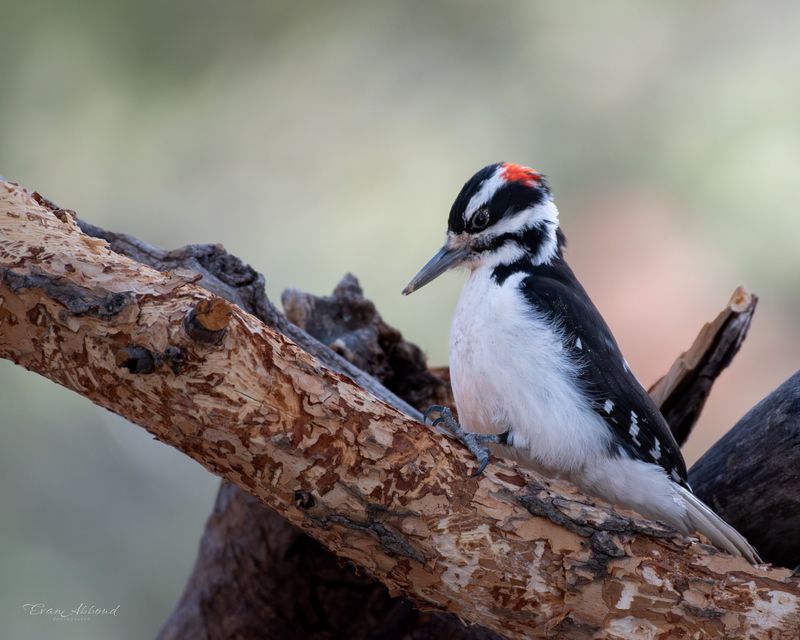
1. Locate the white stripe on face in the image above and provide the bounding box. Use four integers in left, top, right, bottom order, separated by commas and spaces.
464, 166, 506, 223
481, 199, 561, 266
460, 164, 561, 267
483, 199, 559, 238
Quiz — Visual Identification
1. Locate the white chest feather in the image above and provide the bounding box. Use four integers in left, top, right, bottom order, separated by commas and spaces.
449, 268, 612, 474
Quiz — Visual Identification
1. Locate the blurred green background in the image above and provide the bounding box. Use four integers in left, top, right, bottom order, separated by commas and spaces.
2, 1, 799, 637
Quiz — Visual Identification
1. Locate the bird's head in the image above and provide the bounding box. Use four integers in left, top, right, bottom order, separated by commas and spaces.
403, 162, 562, 295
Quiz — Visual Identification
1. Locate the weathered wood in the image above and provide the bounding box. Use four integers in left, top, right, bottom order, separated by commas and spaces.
114, 242, 794, 637
81, 204, 789, 637
649, 287, 758, 446
2, 180, 800, 639
283, 274, 451, 411
690, 371, 800, 569
76, 217, 477, 639
75, 219, 422, 422
159, 481, 501, 640
84, 232, 484, 639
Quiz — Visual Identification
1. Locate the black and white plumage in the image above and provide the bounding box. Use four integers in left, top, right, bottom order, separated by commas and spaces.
403, 162, 760, 563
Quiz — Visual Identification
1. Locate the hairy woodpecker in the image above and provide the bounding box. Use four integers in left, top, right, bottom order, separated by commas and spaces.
402, 162, 760, 563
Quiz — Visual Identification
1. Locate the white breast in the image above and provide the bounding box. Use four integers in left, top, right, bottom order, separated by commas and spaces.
447, 266, 743, 551
449, 268, 613, 474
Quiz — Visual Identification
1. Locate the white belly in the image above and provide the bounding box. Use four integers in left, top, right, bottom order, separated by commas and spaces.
449, 268, 613, 474
449, 267, 700, 544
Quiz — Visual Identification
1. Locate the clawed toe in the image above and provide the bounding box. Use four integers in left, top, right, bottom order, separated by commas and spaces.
423, 405, 493, 476
423, 405, 447, 423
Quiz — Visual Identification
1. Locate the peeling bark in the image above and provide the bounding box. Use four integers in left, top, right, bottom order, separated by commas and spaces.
2, 179, 800, 639
159, 483, 502, 640
77, 217, 476, 640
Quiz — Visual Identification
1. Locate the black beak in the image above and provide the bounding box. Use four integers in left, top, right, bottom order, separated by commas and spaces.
402, 241, 470, 295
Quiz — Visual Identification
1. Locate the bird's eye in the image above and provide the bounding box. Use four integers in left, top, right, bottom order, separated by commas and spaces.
471, 209, 490, 231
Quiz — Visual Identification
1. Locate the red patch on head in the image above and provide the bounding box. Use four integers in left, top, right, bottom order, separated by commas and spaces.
501, 163, 541, 187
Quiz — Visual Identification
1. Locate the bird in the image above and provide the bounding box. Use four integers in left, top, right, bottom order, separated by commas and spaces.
402, 161, 760, 563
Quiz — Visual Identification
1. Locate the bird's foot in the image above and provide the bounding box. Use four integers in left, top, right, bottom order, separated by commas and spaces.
424, 405, 509, 476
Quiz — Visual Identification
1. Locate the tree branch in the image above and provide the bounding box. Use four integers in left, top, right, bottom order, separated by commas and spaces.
161, 261, 767, 637
690, 371, 800, 570
78, 205, 479, 639
649, 287, 758, 446
2, 180, 799, 639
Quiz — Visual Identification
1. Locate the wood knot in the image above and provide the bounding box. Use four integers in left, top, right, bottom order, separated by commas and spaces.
115, 344, 185, 375
162, 346, 185, 374
294, 490, 315, 510
184, 298, 231, 344
116, 345, 156, 374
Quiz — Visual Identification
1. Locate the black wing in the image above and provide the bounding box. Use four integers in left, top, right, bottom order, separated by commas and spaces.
518, 259, 689, 487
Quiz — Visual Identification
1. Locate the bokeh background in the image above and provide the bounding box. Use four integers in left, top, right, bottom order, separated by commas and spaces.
2, 1, 800, 637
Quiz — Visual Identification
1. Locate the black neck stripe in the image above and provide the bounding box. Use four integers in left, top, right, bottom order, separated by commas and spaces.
492, 257, 535, 285
488, 225, 564, 285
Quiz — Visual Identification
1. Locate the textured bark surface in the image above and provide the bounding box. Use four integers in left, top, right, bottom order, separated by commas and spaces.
160, 482, 501, 640
283, 274, 451, 411
85, 229, 485, 639
690, 371, 800, 570
74, 219, 475, 639
2, 179, 800, 639
77, 217, 480, 639
75, 219, 421, 421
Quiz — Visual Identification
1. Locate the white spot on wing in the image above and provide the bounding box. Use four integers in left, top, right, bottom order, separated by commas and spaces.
629, 421, 641, 446
575, 337, 582, 350
649, 438, 661, 461
629, 412, 641, 445
603, 399, 614, 414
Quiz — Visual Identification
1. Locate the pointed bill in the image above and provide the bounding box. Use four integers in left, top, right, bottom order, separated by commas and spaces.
402, 241, 470, 295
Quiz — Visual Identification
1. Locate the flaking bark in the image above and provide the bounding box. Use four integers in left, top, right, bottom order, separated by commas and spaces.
76, 217, 480, 640
2, 179, 800, 639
